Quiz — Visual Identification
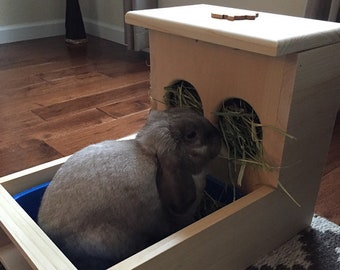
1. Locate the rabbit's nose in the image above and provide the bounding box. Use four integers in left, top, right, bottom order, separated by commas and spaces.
190, 145, 209, 155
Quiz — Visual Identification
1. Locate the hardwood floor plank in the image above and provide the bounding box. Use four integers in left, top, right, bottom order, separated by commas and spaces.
0, 111, 43, 145
99, 93, 150, 118
0, 70, 150, 116
31, 80, 150, 120
95, 60, 149, 78
36, 63, 96, 82
32, 109, 114, 140
0, 71, 45, 92
45, 109, 149, 156
0, 71, 109, 108
0, 139, 63, 177
0, 35, 150, 178
0, 36, 82, 70
0, 61, 86, 88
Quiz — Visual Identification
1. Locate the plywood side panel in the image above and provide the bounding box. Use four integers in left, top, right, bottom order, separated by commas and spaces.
278, 43, 340, 224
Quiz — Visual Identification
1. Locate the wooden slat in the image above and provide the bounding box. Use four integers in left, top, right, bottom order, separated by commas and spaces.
0, 185, 76, 269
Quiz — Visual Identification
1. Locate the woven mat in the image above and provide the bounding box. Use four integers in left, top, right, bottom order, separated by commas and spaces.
247, 215, 340, 270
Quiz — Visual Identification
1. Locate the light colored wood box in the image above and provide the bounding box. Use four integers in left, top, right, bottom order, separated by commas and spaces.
1, 5, 339, 270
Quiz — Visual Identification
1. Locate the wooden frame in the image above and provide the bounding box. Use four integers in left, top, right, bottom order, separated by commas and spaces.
0, 157, 74, 270
1, 5, 339, 270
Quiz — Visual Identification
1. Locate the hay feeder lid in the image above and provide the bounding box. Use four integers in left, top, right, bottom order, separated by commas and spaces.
125, 4, 340, 56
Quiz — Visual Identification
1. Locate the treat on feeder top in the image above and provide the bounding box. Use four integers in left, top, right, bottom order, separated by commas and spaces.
211, 12, 259, 21
211, 13, 224, 19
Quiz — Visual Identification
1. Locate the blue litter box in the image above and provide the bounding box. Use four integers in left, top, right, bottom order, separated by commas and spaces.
13, 176, 243, 222
13, 181, 50, 222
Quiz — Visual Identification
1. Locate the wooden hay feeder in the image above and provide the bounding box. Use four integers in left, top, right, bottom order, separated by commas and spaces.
1, 4, 340, 270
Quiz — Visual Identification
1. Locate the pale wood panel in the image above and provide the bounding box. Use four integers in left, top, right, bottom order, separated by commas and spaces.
294, 42, 340, 91
278, 43, 340, 221
148, 30, 297, 191
0, 185, 76, 269
110, 186, 308, 270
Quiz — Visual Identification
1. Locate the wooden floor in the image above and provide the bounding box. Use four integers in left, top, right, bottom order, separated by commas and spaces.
0, 35, 150, 176
0, 36, 339, 224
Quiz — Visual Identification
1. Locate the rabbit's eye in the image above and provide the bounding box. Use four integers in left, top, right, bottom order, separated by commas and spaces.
186, 131, 197, 140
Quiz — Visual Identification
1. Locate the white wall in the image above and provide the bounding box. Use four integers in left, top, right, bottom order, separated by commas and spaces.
0, 0, 125, 44
80, 0, 125, 45
0, 0, 65, 25
0, 0, 65, 44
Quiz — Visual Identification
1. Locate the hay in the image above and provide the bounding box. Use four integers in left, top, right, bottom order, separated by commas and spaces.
215, 99, 278, 190
164, 81, 203, 115
162, 81, 300, 217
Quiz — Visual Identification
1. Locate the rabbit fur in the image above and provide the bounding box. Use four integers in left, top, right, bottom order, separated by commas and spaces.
38, 107, 221, 269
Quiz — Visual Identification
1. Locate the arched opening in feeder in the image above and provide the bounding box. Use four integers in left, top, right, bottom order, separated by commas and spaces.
163, 80, 203, 115
216, 98, 265, 189
194, 98, 267, 219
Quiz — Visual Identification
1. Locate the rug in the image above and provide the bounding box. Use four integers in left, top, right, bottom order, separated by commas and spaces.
247, 215, 340, 270
0, 215, 338, 269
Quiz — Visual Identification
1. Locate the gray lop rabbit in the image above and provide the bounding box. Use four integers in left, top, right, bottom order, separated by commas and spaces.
38, 108, 221, 269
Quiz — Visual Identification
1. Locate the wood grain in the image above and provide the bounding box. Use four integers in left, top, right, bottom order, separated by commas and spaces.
0, 35, 150, 177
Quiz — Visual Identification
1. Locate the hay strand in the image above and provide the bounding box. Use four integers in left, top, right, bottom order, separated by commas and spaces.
163, 81, 299, 212
164, 81, 203, 115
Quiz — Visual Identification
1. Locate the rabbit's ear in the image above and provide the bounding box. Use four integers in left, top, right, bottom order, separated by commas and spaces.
156, 151, 197, 215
